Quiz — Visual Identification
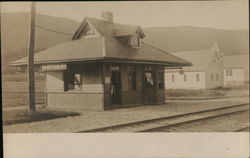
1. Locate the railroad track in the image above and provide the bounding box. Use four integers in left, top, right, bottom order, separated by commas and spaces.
78, 103, 249, 133
234, 126, 250, 132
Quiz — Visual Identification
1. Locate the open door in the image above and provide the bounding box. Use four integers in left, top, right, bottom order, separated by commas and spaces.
111, 66, 121, 105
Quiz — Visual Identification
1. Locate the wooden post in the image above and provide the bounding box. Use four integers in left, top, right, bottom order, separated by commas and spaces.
28, 2, 36, 112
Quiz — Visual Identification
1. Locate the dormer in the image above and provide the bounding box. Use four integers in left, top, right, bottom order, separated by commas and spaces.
114, 26, 145, 48
72, 11, 146, 47
79, 23, 96, 38
130, 34, 141, 48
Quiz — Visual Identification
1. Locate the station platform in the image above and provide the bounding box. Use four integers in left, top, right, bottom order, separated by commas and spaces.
3, 96, 249, 133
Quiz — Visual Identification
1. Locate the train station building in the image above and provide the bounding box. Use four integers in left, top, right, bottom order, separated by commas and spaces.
11, 12, 191, 110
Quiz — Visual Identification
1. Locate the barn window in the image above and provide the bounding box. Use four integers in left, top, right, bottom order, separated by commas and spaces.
64, 72, 82, 91
184, 74, 187, 82
171, 74, 175, 82
128, 66, 136, 90
157, 68, 164, 89
145, 66, 154, 88
229, 70, 233, 76
226, 69, 233, 76
196, 73, 200, 82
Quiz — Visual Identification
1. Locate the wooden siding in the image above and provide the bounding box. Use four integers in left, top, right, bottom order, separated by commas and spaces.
45, 62, 166, 110
165, 71, 206, 89
46, 63, 104, 109
103, 63, 165, 109
46, 71, 64, 92
47, 92, 103, 110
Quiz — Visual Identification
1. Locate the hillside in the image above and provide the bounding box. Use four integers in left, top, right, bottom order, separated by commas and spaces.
143, 26, 249, 55
1, 12, 249, 73
1, 12, 80, 73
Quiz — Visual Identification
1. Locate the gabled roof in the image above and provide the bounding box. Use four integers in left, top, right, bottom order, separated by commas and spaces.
170, 49, 215, 71
11, 36, 191, 66
11, 14, 191, 67
72, 17, 145, 39
223, 54, 249, 69
210, 42, 220, 53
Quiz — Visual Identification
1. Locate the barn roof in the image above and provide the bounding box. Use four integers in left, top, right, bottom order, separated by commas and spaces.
11, 14, 191, 67
170, 49, 215, 71
223, 54, 249, 69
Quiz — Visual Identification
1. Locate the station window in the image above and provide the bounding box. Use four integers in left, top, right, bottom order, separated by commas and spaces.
157, 68, 164, 89
145, 66, 154, 88
216, 73, 219, 81
196, 73, 200, 82
64, 72, 82, 91
128, 66, 136, 90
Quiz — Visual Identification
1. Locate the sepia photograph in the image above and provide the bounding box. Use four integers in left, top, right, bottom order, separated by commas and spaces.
1, 1, 249, 157
1, 1, 249, 134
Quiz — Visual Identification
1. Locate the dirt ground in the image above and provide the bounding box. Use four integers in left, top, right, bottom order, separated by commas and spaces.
3, 97, 249, 133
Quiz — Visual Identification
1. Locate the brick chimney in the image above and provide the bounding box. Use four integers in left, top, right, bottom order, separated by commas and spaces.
101, 12, 113, 23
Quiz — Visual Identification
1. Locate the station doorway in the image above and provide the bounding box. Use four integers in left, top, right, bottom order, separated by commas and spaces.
111, 66, 121, 105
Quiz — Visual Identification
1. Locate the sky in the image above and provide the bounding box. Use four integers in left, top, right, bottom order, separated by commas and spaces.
1, 1, 249, 30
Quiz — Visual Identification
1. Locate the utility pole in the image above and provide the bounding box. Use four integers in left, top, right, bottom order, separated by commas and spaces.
28, 2, 36, 112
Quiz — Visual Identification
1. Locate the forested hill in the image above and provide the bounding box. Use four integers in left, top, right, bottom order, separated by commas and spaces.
2, 12, 248, 73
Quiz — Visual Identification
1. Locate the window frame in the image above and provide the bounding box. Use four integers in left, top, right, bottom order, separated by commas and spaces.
226, 69, 233, 76
157, 68, 164, 89
80, 23, 95, 38
64, 71, 83, 92
144, 66, 155, 89
216, 73, 219, 81
128, 66, 137, 91
196, 73, 200, 82
131, 35, 140, 48
184, 74, 187, 82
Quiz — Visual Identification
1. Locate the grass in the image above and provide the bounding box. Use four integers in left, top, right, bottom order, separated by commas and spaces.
3, 92, 45, 107
166, 83, 249, 98
3, 109, 80, 125
2, 74, 45, 107
2, 73, 45, 82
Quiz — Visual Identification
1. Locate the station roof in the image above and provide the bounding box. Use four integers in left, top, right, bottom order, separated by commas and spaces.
11, 16, 191, 67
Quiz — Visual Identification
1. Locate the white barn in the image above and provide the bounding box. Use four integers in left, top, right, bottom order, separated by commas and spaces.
165, 43, 224, 89
223, 55, 249, 85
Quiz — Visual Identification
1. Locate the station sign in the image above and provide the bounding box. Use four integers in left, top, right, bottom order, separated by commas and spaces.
111, 65, 120, 71
41, 64, 67, 71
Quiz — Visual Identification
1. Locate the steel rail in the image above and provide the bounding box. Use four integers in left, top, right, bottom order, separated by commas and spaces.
78, 103, 249, 132
234, 126, 250, 132
138, 109, 248, 132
